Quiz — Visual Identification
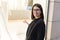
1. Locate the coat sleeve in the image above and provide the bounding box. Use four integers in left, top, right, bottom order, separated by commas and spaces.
36, 22, 45, 40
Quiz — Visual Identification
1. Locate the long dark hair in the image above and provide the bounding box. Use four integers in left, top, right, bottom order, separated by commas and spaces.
31, 3, 44, 20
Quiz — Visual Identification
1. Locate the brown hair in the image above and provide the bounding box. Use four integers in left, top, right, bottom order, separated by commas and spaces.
31, 3, 44, 20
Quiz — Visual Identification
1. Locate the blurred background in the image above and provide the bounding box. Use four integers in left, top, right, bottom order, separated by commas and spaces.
0, 0, 47, 40
1, 0, 60, 40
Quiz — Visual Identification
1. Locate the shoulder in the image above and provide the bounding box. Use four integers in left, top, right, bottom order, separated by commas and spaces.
37, 19, 45, 27
37, 18, 44, 24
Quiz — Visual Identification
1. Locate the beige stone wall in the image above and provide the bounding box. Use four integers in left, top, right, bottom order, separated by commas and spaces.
28, 0, 33, 6
8, 10, 31, 20
46, 0, 60, 40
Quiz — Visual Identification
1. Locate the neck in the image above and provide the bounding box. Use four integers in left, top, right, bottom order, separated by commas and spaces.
35, 16, 41, 19
35, 17, 40, 19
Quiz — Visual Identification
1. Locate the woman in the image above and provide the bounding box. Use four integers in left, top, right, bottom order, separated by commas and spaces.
25, 3, 45, 40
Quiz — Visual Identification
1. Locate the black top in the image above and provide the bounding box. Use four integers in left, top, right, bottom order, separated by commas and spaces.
26, 18, 45, 40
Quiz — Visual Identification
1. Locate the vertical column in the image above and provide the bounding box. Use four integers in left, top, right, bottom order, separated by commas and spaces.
50, 0, 60, 40
28, 0, 33, 6
46, 0, 54, 40
47, 0, 60, 40
0, 1, 12, 40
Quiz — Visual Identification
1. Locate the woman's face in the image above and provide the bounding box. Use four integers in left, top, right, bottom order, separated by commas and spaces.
33, 6, 41, 19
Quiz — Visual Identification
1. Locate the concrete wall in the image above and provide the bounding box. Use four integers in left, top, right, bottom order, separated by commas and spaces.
8, 10, 31, 20
47, 0, 60, 40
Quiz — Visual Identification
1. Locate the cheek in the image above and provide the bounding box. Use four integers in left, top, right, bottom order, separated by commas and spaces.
37, 11, 41, 15
33, 11, 36, 15
38, 10, 41, 13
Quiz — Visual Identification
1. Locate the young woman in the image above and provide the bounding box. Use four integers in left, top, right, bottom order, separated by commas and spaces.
25, 3, 45, 40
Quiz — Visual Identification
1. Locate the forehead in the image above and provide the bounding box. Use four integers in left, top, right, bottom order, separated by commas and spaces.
33, 6, 40, 9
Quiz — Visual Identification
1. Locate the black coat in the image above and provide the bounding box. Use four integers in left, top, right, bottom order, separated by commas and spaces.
26, 18, 45, 40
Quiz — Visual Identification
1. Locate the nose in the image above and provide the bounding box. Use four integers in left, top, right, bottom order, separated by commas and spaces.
35, 11, 38, 14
